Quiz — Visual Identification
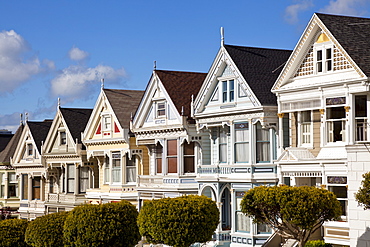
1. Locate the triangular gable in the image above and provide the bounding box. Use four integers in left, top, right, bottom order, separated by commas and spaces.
272, 13, 365, 91
132, 71, 183, 130
194, 46, 262, 115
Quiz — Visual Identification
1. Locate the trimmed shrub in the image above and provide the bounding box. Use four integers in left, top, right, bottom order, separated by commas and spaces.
64, 200, 140, 247
25, 211, 69, 247
138, 195, 219, 247
0, 218, 29, 247
305, 240, 332, 247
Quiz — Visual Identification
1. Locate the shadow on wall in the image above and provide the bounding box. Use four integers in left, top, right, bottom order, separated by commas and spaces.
357, 227, 370, 247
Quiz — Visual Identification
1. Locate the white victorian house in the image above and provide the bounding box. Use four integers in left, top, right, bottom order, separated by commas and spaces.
193, 42, 291, 247
132, 69, 207, 204
272, 13, 370, 247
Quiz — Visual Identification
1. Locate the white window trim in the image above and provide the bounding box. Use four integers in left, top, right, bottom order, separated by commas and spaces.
298, 111, 313, 148
156, 101, 166, 118
314, 41, 333, 74
101, 114, 112, 131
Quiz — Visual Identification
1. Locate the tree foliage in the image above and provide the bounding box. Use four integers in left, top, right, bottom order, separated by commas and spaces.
25, 211, 69, 247
137, 195, 219, 247
304, 240, 332, 247
0, 218, 29, 247
355, 171, 370, 210
241, 186, 341, 247
64, 200, 140, 247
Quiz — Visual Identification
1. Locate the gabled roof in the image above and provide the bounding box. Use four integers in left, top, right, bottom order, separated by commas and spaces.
27, 121, 52, 154
103, 89, 145, 129
0, 132, 13, 153
224, 45, 292, 105
0, 125, 24, 164
316, 13, 370, 76
155, 70, 207, 116
59, 108, 92, 143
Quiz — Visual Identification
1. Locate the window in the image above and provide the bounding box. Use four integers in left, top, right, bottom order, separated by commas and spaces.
126, 156, 136, 183
103, 115, 111, 131
300, 111, 312, 145
104, 156, 110, 183
27, 143, 33, 156
219, 126, 229, 163
355, 95, 367, 142
256, 123, 270, 162
8, 173, 18, 198
22, 174, 28, 200
316, 47, 332, 73
167, 140, 177, 173
328, 185, 347, 217
234, 123, 249, 162
79, 167, 89, 193
183, 142, 195, 173
111, 152, 121, 183
67, 164, 75, 193
157, 102, 166, 117
222, 80, 234, 103
257, 223, 272, 234
155, 145, 163, 174
327, 106, 346, 142
49, 176, 55, 193
60, 131, 66, 145
236, 192, 251, 232
32, 177, 41, 200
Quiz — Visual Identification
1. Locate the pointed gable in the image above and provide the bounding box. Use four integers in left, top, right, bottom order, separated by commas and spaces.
224, 45, 292, 105
316, 13, 370, 77
0, 125, 24, 164
104, 89, 145, 129
27, 121, 52, 154
155, 70, 207, 116
60, 108, 92, 144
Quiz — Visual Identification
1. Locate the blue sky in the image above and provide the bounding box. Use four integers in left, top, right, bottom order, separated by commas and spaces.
1, 0, 370, 133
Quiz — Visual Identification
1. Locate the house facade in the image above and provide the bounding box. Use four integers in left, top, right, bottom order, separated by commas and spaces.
42, 107, 93, 214
82, 88, 148, 206
132, 70, 207, 205
272, 13, 370, 247
193, 43, 291, 247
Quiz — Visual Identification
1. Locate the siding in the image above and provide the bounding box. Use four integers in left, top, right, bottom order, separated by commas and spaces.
311, 110, 321, 157
291, 112, 298, 147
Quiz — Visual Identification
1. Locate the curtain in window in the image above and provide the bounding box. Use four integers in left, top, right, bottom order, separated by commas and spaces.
79, 167, 89, 193
256, 124, 270, 162
104, 156, 110, 183
126, 156, 136, 183
236, 212, 251, 232
112, 152, 121, 183
219, 127, 229, 163
67, 164, 75, 193
235, 123, 249, 162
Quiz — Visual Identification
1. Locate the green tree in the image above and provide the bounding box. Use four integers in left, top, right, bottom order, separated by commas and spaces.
25, 211, 69, 247
305, 240, 332, 247
241, 186, 341, 247
64, 200, 140, 247
0, 218, 29, 247
137, 195, 219, 247
355, 171, 370, 210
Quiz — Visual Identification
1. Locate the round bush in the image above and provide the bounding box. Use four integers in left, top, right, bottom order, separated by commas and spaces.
138, 195, 219, 247
25, 211, 69, 247
0, 218, 29, 247
305, 240, 332, 247
64, 200, 140, 247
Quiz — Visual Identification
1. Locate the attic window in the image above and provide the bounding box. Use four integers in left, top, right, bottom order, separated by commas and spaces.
102, 115, 111, 131
60, 131, 66, 145
222, 80, 234, 103
27, 143, 33, 156
157, 102, 166, 117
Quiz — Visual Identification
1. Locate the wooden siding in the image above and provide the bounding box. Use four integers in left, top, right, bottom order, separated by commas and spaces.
291, 112, 298, 147
311, 110, 321, 157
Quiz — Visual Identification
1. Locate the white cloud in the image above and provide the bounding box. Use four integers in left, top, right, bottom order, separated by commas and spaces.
51, 64, 126, 103
68, 46, 89, 61
285, 0, 314, 24
320, 0, 370, 16
0, 30, 44, 93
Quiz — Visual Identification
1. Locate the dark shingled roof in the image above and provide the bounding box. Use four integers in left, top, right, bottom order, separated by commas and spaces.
0, 125, 24, 164
155, 70, 207, 116
103, 89, 145, 128
0, 132, 13, 153
27, 121, 52, 154
224, 45, 292, 105
60, 108, 93, 144
316, 13, 370, 77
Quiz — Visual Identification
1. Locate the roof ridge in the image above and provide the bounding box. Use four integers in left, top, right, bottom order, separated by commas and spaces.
224, 44, 292, 52
315, 12, 370, 20
155, 69, 207, 74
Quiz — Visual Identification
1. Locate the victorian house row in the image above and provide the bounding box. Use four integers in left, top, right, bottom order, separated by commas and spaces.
0, 12, 370, 247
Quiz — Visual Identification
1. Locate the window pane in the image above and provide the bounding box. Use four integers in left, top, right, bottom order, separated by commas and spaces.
235, 143, 249, 162
156, 158, 162, 174
22, 174, 28, 200
236, 212, 250, 232
184, 142, 194, 155
155, 145, 163, 174
126, 156, 136, 183
157, 102, 166, 116
219, 144, 227, 162
257, 223, 272, 234
80, 167, 89, 193
257, 142, 270, 162
112, 152, 121, 183
222, 81, 227, 103
184, 157, 194, 173
167, 140, 177, 156
167, 157, 177, 173
229, 80, 234, 102
355, 95, 367, 117
32, 177, 41, 200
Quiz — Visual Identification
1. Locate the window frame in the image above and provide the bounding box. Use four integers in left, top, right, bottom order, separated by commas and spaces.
299, 110, 313, 147
67, 164, 75, 193
111, 151, 121, 183
314, 42, 333, 74
125, 155, 137, 183
156, 101, 166, 118
183, 142, 195, 174
102, 114, 111, 131
256, 123, 271, 163
221, 79, 235, 103
234, 122, 249, 163
219, 126, 229, 163
167, 139, 178, 173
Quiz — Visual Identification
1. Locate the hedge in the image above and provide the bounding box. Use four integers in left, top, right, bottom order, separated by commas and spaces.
25, 211, 69, 247
0, 218, 29, 247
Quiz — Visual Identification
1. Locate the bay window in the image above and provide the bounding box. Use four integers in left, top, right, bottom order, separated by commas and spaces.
155, 145, 163, 174
126, 156, 137, 183
355, 95, 367, 142
32, 177, 41, 200
67, 164, 75, 193
111, 151, 121, 183
183, 142, 195, 173
79, 167, 89, 193
167, 140, 177, 173
219, 126, 229, 163
234, 122, 249, 162
256, 123, 270, 162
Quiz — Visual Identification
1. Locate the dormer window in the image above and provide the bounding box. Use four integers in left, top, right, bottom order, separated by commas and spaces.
102, 115, 111, 131
27, 143, 33, 156
60, 131, 66, 145
222, 80, 234, 103
316, 48, 332, 73
157, 102, 166, 117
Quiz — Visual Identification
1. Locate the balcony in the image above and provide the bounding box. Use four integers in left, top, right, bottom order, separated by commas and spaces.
137, 175, 198, 191
46, 193, 87, 205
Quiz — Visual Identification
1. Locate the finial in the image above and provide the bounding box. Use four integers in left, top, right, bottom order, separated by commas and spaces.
25, 112, 29, 122
58, 98, 60, 108
154, 61, 157, 70
191, 95, 194, 118
130, 112, 133, 121
20, 113, 23, 126
101, 78, 104, 89
181, 106, 184, 116
220, 27, 224, 47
